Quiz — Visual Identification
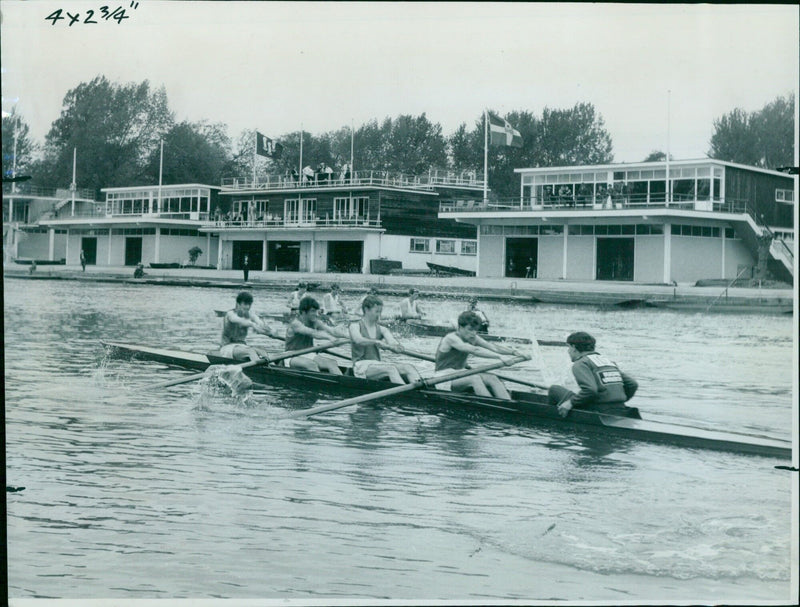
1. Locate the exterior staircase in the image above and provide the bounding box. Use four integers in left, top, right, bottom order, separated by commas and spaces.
732, 213, 794, 285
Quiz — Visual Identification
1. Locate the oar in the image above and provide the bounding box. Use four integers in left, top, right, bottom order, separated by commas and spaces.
291, 354, 530, 418
145, 339, 349, 390
395, 348, 548, 391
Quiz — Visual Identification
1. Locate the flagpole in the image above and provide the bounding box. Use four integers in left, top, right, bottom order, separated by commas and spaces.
483, 110, 489, 203
253, 131, 257, 186
71, 147, 77, 216
350, 120, 354, 185
299, 125, 304, 185
666, 90, 671, 207
158, 139, 164, 213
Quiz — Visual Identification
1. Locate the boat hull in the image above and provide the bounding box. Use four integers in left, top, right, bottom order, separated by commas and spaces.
102, 341, 791, 459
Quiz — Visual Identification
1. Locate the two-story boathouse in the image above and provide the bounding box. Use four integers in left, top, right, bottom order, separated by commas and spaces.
438, 159, 795, 284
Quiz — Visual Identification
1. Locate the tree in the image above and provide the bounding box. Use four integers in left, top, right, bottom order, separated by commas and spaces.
642, 150, 674, 162
35, 76, 173, 195
2, 112, 37, 181
188, 246, 203, 265
708, 94, 795, 169
143, 121, 231, 185
447, 104, 614, 199
383, 113, 448, 174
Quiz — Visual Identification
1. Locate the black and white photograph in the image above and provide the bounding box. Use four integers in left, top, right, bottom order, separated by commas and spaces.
3, 2, 798, 605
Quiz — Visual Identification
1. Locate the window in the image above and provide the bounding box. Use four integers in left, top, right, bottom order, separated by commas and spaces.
776, 189, 794, 203
334, 196, 369, 221
436, 239, 456, 254
410, 238, 430, 253
461, 240, 477, 255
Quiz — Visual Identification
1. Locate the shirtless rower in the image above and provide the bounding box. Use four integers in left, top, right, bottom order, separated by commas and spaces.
219, 291, 277, 361
285, 296, 349, 374
350, 295, 422, 384
433, 311, 519, 399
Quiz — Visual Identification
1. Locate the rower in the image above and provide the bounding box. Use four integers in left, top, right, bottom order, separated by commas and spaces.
219, 291, 277, 361
350, 295, 422, 385
321, 283, 348, 320
285, 296, 348, 374
358, 287, 379, 312
549, 331, 638, 417
433, 311, 520, 399
466, 297, 490, 333
287, 282, 308, 313
398, 288, 424, 320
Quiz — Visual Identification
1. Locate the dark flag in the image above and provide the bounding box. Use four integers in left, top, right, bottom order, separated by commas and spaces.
256, 132, 283, 159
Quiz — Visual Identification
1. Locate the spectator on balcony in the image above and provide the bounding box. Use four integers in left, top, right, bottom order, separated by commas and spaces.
324, 164, 333, 183
317, 163, 326, 184
340, 163, 351, 183
290, 168, 299, 184
577, 184, 591, 207
559, 185, 573, 207
302, 165, 314, 184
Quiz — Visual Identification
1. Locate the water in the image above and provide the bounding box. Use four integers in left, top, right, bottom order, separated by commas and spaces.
4, 278, 796, 602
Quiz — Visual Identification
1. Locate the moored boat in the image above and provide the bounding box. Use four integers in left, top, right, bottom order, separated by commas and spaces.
394, 319, 563, 346
426, 261, 476, 276
102, 341, 792, 459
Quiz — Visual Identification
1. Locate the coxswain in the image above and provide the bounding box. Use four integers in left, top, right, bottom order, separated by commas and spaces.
433, 311, 520, 399
398, 288, 424, 320
219, 291, 277, 361
285, 296, 348, 374
548, 331, 638, 417
350, 295, 422, 384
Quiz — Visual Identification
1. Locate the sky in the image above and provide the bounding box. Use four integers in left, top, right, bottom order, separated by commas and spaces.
1, 1, 798, 164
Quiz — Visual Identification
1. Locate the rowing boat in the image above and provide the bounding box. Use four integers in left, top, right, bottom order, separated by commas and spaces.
102, 341, 792, 459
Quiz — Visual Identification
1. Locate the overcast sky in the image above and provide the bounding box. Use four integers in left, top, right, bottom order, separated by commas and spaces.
2, 1, 798, 164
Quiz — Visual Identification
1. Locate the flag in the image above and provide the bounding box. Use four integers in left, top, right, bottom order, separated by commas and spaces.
488, 113, 523, 148
255, 132, 283, 158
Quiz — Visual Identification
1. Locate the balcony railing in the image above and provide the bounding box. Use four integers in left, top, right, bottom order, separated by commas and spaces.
221, 169, 485, 192
211, 215, 382, 230
440, 194, 758, 215
2, 183, 96, 200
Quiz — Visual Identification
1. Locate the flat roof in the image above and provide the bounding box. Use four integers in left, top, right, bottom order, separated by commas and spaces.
101, 183, 221, 193
514, 158, 794, 179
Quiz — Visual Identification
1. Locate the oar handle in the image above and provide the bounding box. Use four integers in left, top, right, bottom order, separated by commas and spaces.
292, 354, 530, 418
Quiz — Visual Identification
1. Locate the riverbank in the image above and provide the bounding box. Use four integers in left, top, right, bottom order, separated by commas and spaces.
3, 262, 796, 313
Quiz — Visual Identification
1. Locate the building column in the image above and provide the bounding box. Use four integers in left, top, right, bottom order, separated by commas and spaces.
108, 228, 113, 265
207, 232, 212, 267
262, 236, 267, 272
562, 225, 568, 279
720, 226, 726, 279
217, 235, 224, 269
48, 228, 55, 261
65, 228, 70, 264
154, 227, 161, 263
662, 223, 671, 283
309, 234, 315, 273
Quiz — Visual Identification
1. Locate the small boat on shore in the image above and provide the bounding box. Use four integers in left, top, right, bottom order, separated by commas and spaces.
103, 341, 792, 459
149, 262, 181, 269
645, 300, 794, 315
394, 319, 561, 346
426, 262, 476, 277
13, 258, 66, 265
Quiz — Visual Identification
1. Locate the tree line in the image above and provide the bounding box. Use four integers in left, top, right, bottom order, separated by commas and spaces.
2, 76, 795, 201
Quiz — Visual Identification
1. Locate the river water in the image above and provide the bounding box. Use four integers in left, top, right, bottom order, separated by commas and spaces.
4, 278, 797, 603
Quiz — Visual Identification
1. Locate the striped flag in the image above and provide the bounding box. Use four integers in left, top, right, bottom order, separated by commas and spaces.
488, 113, 523, 148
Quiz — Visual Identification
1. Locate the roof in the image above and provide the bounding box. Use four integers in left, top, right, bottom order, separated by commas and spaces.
101, 183, 222, 193
514, 158, 795, 179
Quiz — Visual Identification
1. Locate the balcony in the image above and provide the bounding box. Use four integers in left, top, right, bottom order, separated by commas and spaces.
209, 215, 382, 230
439, 194, 757, 216
221, 169, 485, 192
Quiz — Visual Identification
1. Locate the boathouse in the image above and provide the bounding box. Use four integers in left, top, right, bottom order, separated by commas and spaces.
438, 159, 795, 284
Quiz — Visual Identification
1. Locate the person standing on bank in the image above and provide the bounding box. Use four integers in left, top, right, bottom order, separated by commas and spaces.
350, 295, 421, 384
80, 249, 86, 272
242, 254, 250, 282
285, 296, 349, 374
549, 331, 638, 417
220, 291, 277, 361
433, 311, 520, 399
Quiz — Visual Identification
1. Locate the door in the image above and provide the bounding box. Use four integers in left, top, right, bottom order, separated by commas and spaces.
124, 237, 142, 266
267, 241, 300, 271
505, 237, 538, 278
327, 241, 363, 273
596, 237, 634, 281
232, 241, 263, 270
81, 237, 97, 265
